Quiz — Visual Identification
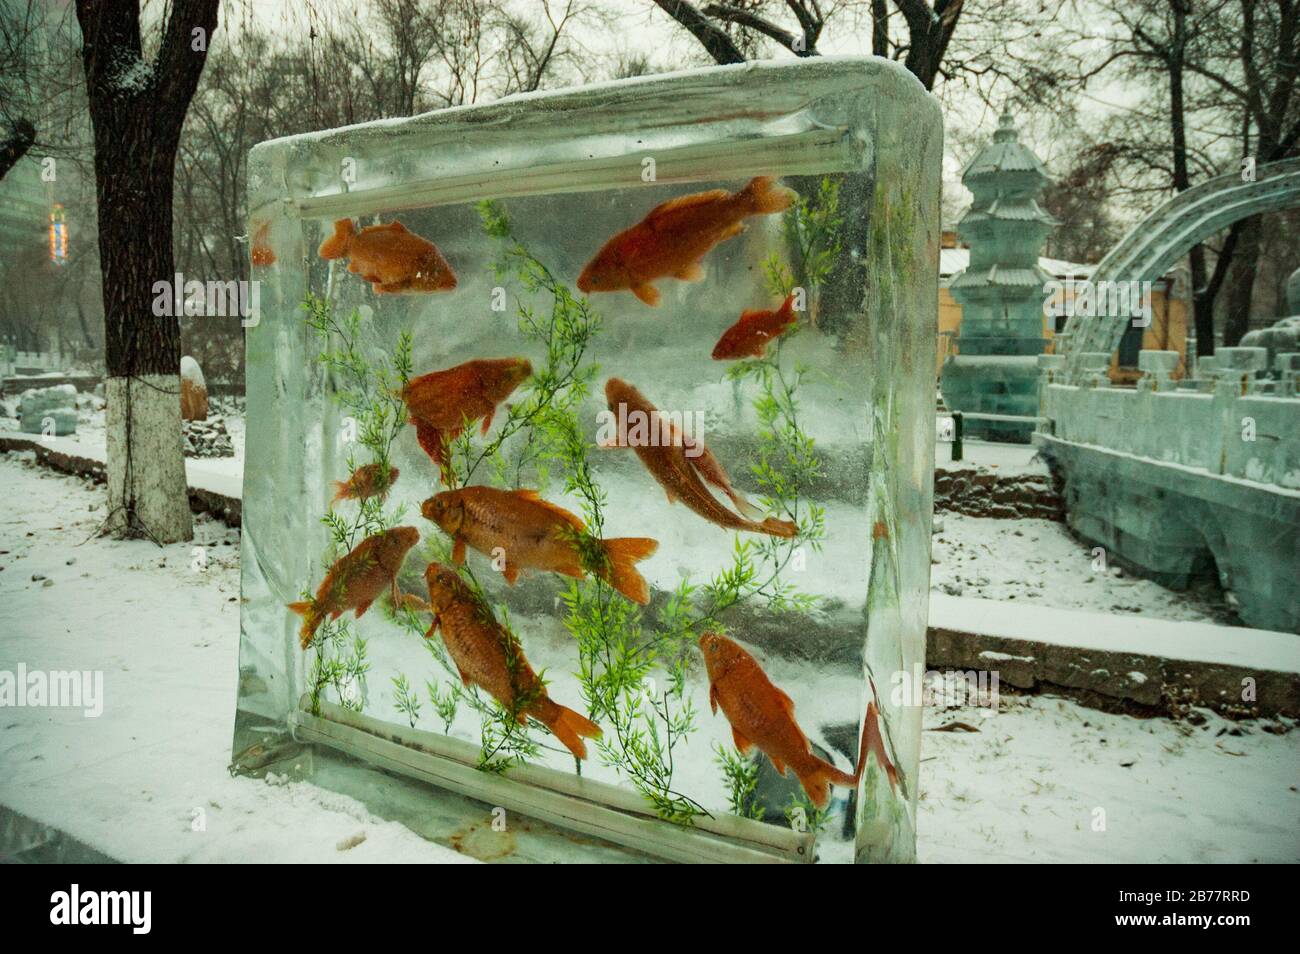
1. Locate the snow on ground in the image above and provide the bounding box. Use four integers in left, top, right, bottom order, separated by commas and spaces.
0, 398, 245, 500
1, 452, 1295, 863
0, 451, 470, 863
918, 692, 1298, 863
934, 437, 1048, 476
930, 512, 1234, 624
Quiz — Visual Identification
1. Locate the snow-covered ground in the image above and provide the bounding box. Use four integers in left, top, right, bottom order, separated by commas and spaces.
2, 451, 1295, 863
934, 437, 1047, 476
0, 395, 245, 500
918, 692, 1298, 863
930, 512, 1233, 624
0, 451, 469, 864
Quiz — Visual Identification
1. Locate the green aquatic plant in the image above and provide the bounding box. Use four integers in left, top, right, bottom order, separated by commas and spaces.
447, 201, 602, 491
476, 201, 707, 820
764, 176, 843, 315
551, 407, 706, 822
392, 672, 421, 728
701, 180, 834, 626
426, 677, 460, 734
304, 293, 412, 546
301, 293, 413, 714
306, 622, 370, 715
299, 179, 838, 828
299, 285, 592, 771
471, 191, 832, 825
713, 745, 764, 820
784, 792, 830, 838
684, 178, 843, 818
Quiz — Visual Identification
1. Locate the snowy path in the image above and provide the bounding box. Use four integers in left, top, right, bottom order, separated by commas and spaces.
0, 452, 1295, 863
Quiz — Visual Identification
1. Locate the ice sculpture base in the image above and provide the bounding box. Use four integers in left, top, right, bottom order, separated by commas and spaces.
291, 700, 814, 864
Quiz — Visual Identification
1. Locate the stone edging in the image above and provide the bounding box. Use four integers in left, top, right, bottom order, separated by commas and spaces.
927, 624, 1298, 719
0, 434, 241, 528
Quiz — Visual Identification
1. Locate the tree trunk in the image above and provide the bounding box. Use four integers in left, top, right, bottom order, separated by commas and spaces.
1188, 244, 1215, 356
76, 0, 219, 543
96, 153, 193, 541
1167, 0, 1218, 357
1221, 214, 1262, 346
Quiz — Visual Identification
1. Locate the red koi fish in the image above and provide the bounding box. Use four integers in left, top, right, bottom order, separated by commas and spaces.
318, 218, 457, 294
400, 358, 532, 483
577, 176, 796, 307
711, 294, 799, 360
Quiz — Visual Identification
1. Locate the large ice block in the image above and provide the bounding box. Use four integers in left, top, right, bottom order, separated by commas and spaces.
236, 56, 941, 863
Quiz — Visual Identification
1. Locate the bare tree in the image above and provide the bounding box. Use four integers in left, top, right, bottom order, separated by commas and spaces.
1038, 0, 1300, 351
649, 0, 969, 89
498, 0, 594, 93
1190, 0, 1300, 345
75, 0, 221, 543
169, 1, 596, 385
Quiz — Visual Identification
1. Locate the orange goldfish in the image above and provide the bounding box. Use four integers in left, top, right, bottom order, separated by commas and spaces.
861, 700, 899, 793
400, 358, 532, 483
603, 378, 795, 538
318, 217, 457, 294
711, 294, 799, 360
700, 632, 857, 809
288, 526, 420, 649
331, 462, 399, 506
250, 221, 276, 266
422, 486, 658, 605
577, 176, 797, 307
424, 562, 602, 759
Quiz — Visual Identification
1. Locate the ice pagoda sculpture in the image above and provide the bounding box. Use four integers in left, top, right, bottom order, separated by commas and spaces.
232, 57, 941, 864
940, 111, 1056, 442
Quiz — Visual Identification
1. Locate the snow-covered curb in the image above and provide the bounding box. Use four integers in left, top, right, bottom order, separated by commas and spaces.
930, 594, 1300, 716
0, 434, 241, 526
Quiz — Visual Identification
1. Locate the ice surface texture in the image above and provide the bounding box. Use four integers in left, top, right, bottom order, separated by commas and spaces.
237, 56, 941, 863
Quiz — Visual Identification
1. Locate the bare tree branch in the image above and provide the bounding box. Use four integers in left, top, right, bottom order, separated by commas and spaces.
0, 116, 35, 181
650, 0, 746, 64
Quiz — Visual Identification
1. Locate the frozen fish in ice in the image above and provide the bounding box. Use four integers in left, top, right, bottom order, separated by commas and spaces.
400, 358, 532, 484
423, 562, 602, 759
603, 377, 795, 538
250, 221, 276, 266
577, 175, 796, 307
700, 631, 857, 809
421, 486, 658, 605
288, 526, 421, 649
318, 217, 457, 294
331, 462, 399, 506
711, 293, 798, 361
861, 699, 899, 793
